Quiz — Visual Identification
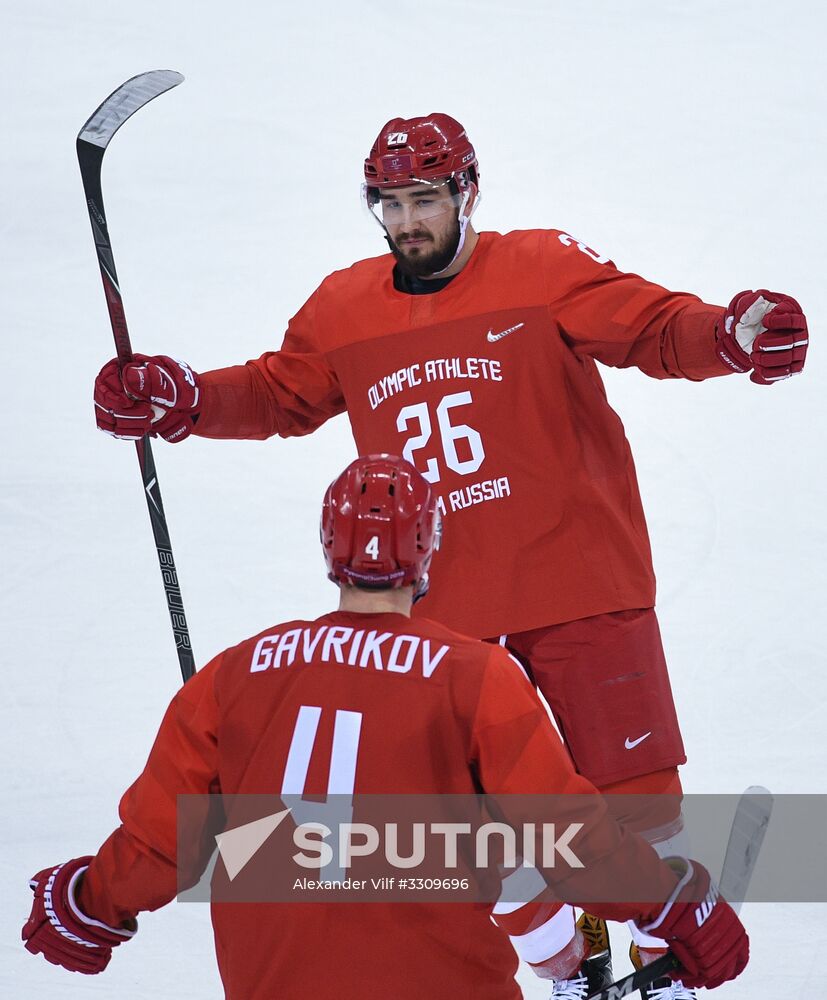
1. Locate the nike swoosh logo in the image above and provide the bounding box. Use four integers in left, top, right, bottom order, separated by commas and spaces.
624, 732, 652, 750
487, 322, 525, 343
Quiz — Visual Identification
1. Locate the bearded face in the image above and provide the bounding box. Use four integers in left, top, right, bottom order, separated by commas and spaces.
370, 182, 464, 277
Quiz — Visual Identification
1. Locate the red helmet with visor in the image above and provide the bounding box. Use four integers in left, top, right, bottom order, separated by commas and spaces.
321, 454, 441, 600
363, 113, 478, 188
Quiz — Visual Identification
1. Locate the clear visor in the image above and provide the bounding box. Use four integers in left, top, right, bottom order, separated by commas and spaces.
362, 179, 465, 229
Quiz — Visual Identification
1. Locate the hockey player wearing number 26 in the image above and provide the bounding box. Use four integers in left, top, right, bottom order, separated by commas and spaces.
93, 116, 808, 994
23, 456, 748, 998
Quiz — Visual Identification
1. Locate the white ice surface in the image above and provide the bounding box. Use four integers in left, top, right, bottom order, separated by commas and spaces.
2, 1, 825, 996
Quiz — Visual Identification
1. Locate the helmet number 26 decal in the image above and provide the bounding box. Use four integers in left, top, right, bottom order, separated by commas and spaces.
396, 392, 485, 484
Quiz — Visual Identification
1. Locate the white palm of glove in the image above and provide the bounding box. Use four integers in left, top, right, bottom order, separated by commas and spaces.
727, 295, 776, 354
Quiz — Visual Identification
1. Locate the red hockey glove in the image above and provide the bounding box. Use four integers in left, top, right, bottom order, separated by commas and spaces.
22, 857, 136, 974
716, 289, 808, 384
637, 859, 748, 990
94, 354, 201, 442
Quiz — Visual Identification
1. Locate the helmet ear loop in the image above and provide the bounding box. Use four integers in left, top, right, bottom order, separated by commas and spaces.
412, 513, 440, 603
465, 182, 480, 224
457, 184, 481, 245
412, 574, 430, 603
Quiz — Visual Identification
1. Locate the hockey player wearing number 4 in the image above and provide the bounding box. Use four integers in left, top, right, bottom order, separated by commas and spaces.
93, 115, 808, 996
23, 456, 748, 998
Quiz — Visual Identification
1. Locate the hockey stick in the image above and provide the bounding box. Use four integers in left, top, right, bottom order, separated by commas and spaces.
719, 785, 773, 917
585, 785, 774, 999
77, 71, 195, 683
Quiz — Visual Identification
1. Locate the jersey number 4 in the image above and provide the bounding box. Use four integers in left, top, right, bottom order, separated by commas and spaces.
396, 391, 484, 484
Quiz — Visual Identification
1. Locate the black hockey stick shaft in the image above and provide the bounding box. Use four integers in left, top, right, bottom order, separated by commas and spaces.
77, 73, 195, 682
586, 953, 679, 999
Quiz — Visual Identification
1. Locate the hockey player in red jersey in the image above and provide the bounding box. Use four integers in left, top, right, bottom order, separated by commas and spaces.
23, 456, 748, 998
92, 115, 807, 996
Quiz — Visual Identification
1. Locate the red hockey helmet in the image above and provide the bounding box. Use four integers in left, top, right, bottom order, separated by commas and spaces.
363, 114, 478, 188
321, 454, 441, 598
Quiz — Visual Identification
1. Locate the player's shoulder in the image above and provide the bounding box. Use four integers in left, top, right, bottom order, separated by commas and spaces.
316, 252, 394, 300
481, 228, 562, 252
410, 619, 537, 719
410, 616, 507, 675
478, 228, 610, 279
410, 614, 487, 649
488, 227, 611, 263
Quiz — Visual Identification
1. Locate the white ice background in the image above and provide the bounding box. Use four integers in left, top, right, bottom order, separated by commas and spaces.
1, 0, 825, 996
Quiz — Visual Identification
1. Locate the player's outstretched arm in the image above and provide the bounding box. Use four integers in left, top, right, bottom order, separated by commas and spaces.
549, 234, 808, 383
94, 284, 346, 443
715, 289, 809, 384
94, 354, 201, 442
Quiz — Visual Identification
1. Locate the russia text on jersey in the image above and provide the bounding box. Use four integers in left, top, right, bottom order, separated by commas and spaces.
434, 476, 511, 516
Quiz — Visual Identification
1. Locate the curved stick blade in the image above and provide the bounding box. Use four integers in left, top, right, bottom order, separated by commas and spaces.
719, 784, 773, 914
78, 70, 184, 148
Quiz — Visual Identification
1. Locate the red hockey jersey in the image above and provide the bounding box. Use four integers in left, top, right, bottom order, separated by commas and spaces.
78, 611, 677, 999
194, 229, 731, 637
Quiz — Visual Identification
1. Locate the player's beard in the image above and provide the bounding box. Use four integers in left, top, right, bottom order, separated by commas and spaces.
387, 217, 461, 277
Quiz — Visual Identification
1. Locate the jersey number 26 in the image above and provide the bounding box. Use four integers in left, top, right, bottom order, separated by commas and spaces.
396, 391, 484, 484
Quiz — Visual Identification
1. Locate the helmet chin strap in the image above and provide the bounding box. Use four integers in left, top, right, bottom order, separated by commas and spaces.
430, 188, 480, 276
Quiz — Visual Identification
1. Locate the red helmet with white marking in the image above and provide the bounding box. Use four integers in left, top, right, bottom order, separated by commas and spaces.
363, 113, 479, 188
321, 454, 441, 599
